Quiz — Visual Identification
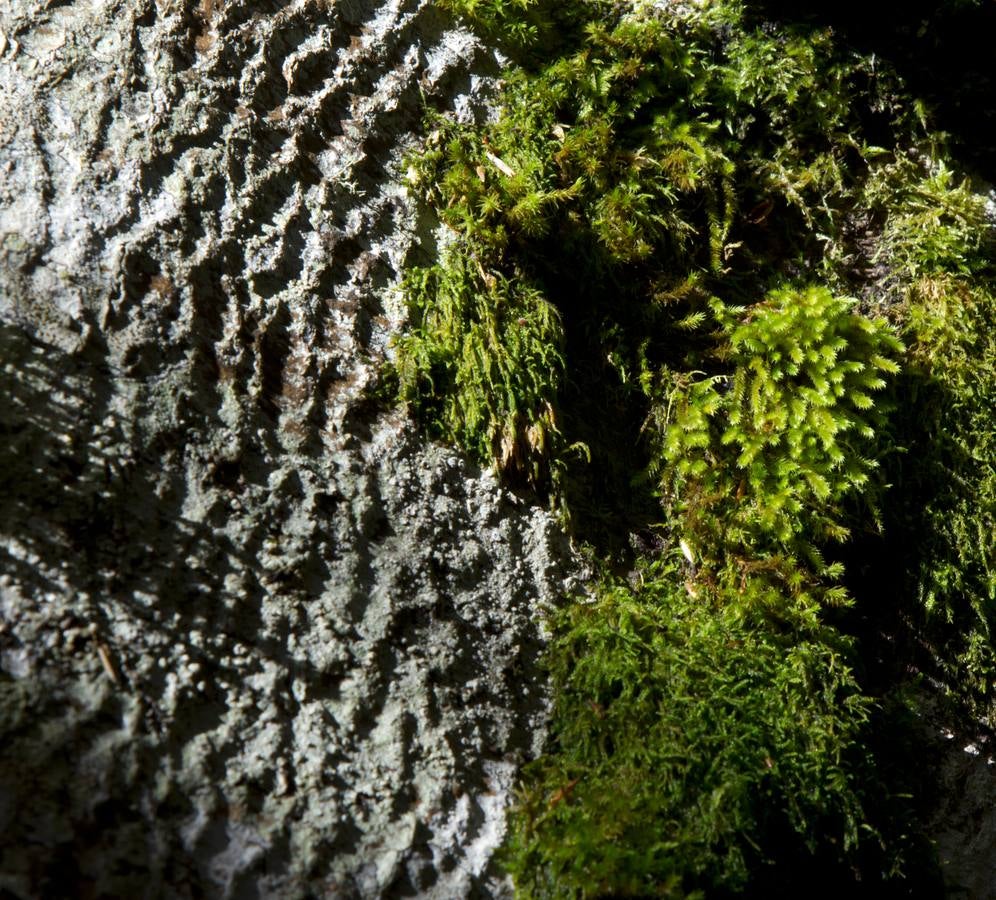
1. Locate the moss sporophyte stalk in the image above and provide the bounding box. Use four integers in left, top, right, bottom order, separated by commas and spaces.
389, 0, 996, 893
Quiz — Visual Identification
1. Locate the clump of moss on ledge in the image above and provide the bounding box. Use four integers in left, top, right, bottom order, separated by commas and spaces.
386, 0, 996, 894
659, 286, 902, 629
505, 556, 874, 897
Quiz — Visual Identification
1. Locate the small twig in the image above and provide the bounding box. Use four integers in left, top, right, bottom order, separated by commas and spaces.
548, 777, 581, 809
96, 642, 121, 686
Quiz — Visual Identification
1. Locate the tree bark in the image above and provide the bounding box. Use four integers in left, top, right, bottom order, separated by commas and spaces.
0, 1, 575, 895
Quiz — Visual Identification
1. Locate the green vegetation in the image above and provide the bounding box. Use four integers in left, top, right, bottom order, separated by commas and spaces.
505, 558, 875, 897
871, 162, 996, 705
658, 286, 901, 630
387, 0, 996, 893
394, 252, 569, 489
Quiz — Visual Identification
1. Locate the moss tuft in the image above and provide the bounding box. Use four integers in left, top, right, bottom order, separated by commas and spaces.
504, 558, 873, 898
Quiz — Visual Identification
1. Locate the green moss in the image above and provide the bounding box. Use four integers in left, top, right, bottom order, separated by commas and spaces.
393, 246, 570, 490
656, 285, 902, 629
396, 1, 912, 529
385, 0, 996, 893
904, 280, 996, 698
866, 159, 996, 706
504, 558, 874, 898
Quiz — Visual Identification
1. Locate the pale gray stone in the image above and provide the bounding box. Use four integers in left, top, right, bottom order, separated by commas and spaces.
0, 1, 579, 896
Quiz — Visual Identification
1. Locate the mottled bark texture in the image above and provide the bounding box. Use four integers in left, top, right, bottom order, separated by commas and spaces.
0, 1, 577, 896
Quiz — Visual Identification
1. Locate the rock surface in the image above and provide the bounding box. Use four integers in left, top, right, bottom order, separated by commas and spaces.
0, 1, 577, 896
921, 701, 996, 900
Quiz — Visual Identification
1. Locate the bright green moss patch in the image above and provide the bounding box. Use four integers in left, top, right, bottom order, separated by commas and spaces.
658, 286, 902, 631
387, 0, 996, 893
662, 286, 901, 552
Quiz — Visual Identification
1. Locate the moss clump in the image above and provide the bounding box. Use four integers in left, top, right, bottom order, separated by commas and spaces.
386, 0, 996, 893
900, 275, 996, 700
658, 285, 902, 629
394, 250, 569, 490
863, 159, 996, 706
505, 559, 872, 897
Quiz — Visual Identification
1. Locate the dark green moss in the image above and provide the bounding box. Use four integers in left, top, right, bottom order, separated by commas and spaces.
504, 557, 873, 897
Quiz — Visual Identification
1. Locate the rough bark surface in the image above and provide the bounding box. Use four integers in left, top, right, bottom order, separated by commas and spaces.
0, 1, 577, 896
